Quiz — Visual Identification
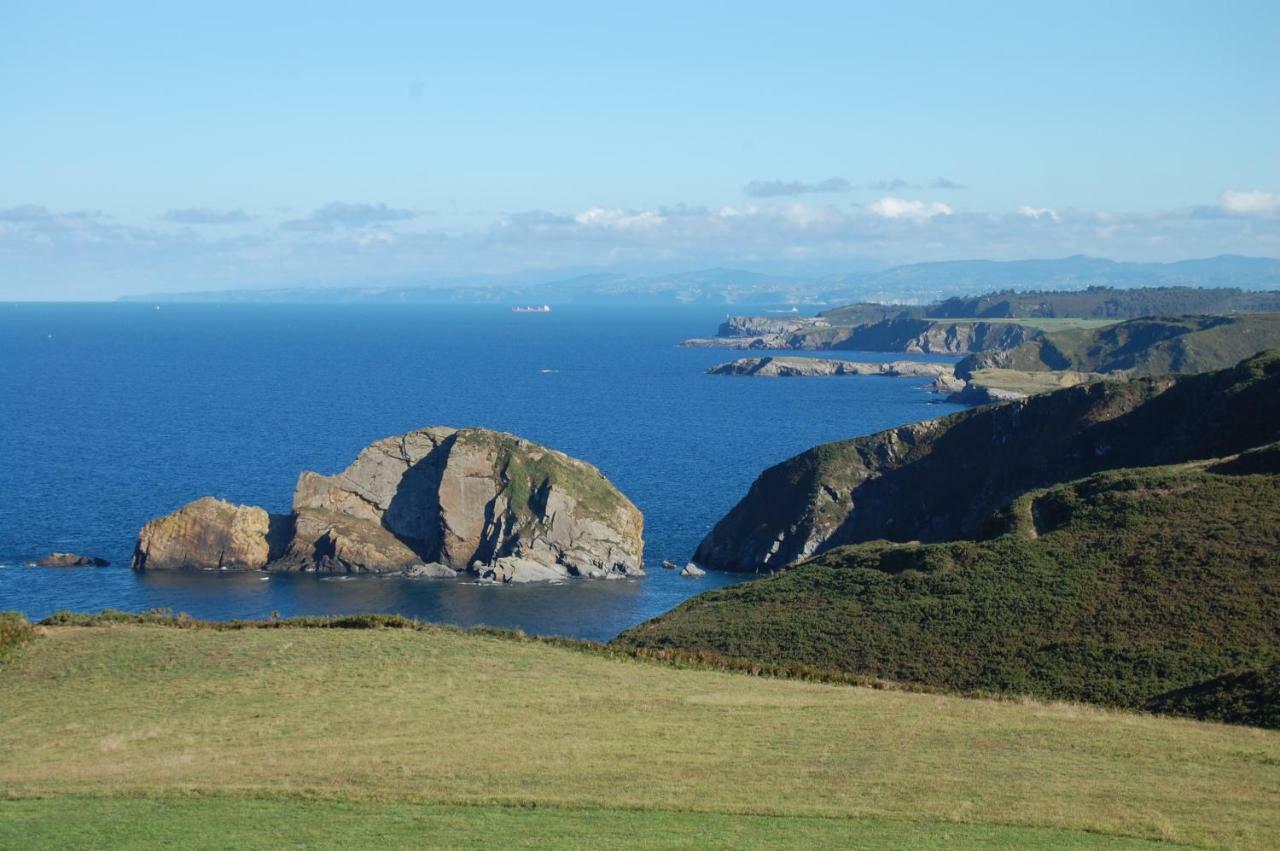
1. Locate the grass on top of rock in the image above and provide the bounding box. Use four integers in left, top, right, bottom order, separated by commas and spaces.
965, 368, 1095, 396
618, 454, 1280, 723
461, 428, 633, 524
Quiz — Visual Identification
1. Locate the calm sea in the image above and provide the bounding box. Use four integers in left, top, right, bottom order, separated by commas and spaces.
0, 303, 965, 640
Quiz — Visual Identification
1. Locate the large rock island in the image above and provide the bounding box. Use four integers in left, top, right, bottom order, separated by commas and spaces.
132, 427, 644, 582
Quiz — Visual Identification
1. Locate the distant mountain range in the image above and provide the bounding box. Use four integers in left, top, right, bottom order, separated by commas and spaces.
119, 254, 1280, 306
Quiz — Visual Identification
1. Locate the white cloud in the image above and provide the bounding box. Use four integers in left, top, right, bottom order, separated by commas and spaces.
743, 177, 853, 198
1221, 189, 1279, 216
281, 202, 418, 232
3, 192, 1279, 299
573, 207, 665, 230
867, 196, 953, 222
1017, 206, 1061, 223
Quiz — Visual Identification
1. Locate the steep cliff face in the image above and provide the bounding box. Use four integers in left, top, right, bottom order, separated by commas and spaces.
132, 428, 644, 581
693, 351, 1280, 571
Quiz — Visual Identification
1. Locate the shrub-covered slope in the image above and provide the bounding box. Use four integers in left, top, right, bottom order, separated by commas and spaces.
693, 351, 1280, 571
819, 283, 1280, 322
620, 452, 1280, 723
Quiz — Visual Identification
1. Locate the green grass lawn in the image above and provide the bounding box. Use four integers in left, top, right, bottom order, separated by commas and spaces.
0, 797, 1183, 850
2, 624, 1277, 848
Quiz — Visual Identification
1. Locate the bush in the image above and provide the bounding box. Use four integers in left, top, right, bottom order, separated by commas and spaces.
0, 611, 37, 659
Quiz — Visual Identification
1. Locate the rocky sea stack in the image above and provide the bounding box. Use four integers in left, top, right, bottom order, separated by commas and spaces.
132, 427, 644, 582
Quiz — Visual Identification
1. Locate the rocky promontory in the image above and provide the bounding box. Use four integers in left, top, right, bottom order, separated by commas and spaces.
707, 356, 953, 379
132, 427, 644, 582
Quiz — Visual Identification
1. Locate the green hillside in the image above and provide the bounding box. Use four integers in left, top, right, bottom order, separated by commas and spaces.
620, 449, 1280, 723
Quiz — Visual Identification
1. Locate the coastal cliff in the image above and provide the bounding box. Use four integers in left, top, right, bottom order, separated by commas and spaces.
707, 357, 953, 379
692, 351, 1280, 571
132, 428, 644, 582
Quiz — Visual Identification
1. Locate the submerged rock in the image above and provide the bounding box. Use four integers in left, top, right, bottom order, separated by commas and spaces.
131, 427, 644, 583
33, 552, 109, 567
402, 562, 458, 579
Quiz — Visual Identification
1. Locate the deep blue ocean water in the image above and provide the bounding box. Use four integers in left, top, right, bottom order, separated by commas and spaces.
0, 303, 965, 640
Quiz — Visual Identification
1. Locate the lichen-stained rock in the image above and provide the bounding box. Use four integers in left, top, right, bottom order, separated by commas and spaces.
132, 497, 285, 570
280, 427, 645, 578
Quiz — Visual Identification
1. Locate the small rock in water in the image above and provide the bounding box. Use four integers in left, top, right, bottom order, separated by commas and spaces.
660, 560, 679, 570
34, 552, 110, 567
680, 563, 706, 577
402, 562, 458, 579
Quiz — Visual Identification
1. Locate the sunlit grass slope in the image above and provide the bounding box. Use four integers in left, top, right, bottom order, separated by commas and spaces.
1, 623, 1277, 848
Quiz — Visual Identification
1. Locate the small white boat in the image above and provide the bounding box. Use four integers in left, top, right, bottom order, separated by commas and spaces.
512, 305, 552, 313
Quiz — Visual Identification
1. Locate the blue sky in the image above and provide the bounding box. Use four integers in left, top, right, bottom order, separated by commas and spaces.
2, 1, 1278, 298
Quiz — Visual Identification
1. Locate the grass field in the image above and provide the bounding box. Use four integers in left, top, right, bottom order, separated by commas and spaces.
2, 623, 1278, 848
967, 367, 1094, 395
924, 316, 1119, 332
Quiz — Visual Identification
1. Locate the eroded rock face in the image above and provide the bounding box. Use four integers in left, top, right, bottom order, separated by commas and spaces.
132, 497, 287, 570
280, 427, 644, 578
